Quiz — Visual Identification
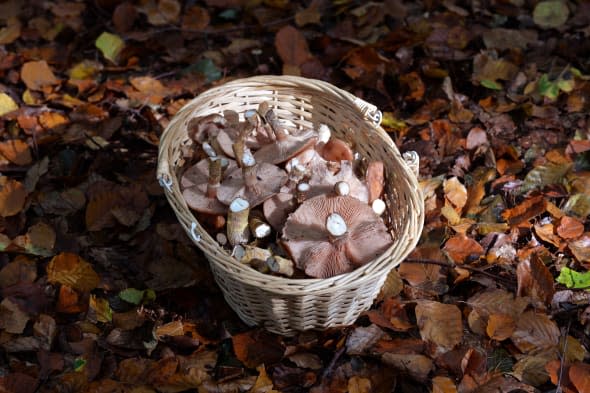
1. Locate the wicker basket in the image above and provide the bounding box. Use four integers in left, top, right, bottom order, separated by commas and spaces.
157, 75, 424, 335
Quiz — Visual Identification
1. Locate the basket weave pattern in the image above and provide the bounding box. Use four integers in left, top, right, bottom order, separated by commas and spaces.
157, 76, 424, 335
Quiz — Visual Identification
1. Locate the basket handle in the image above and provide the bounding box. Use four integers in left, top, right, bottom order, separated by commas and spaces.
353, 98, 382, 127
157, 157, 173, 192
402, 151, 420, 178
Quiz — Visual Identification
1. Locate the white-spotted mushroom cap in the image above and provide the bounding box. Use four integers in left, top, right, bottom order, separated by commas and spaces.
308, 160, 369, 203
217, 157, 288, 208
187, 114, 228, 143
181, 158, 236, 191
281, 195, 393, 278
262, 192, 298, 231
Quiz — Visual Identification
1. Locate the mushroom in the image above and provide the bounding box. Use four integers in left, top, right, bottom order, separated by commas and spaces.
217, 151, 288, 208
253, 115, 317, 165
366, 161, 385, 203
281, 194, 393, 278
308, 160, 369, 202
262, 192, 298, 232
181, 157, 229, 215
181, 157, 236, 191
227, 197, 250, 246
187, 114, 228, 143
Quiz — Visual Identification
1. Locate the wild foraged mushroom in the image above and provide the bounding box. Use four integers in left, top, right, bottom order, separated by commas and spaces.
281, 194, 394, 278
182, 157, 228, 215
308, 160, 369, 203
253, 115, 317, 165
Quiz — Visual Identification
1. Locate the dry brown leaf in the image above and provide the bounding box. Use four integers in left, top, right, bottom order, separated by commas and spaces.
0, 298, 29, 334
557, 216, 584, 239
516, 253, 555, 305
432, 376, 457, 393
275, 25, 312, 73
20, 60, 59, 90
511, 354, 553, 386
381, 353, 433, 382
486, 313, 515, 341
415, 300, 462, 350
0, 178, 27, 217
366, 297, 413, 332
347, 376, 371, 393
231, 330, 283, 369
546, 360, 577, 393
38, 111, 69, 130
12, 221, 56, 256
561, 335, 588, 364
466, 127, 489, 150
295, 0, 322, 27
251, 365, 280, 393
181, 5, 210, 31
156, 320, 184, 339
568, 233, 590, 263
0, 140, 32, 166
55, 284, 87, 314
511, 311, 559, 354
46, 252, 100, 293
398, 262, 443, 287
346, 324, 385, 355
443, 176, 467, 210
502, 195, 547, 226
570, 362, 590, 393
443, 234, 484, 263
0, 256, 37, 288
534, 222, 561, 248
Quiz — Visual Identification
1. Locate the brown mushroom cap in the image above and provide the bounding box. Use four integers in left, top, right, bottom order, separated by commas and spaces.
320, 138, 354, 162
281, 195, 393, 278
254, 129, 317, 165
181, 158, 236, 191
308, 160, 369, 202
262, 192, 297, 231
182, 186, 227, 215
217, 162, 288, 208
187, 114, 227, 143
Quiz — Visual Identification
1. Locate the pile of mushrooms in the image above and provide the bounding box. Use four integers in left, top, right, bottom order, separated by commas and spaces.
180, 103, 393, 279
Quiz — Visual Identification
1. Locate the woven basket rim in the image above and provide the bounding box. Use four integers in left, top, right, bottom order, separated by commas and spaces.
158, 75, 424, 292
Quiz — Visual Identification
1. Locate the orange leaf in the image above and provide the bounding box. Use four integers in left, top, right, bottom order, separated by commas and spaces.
46, 252, 100, 292
502, 194, 547, 226
534, 222, 562, 248
56, 284, 88, 314
231, 330, 283, 369
38, 111, 69, 130
443, 234, 484, 263
415, 300, 462, 350
399, 72, 425, 101
570, 362, 590, 393
486, 313, 515, 341
557, 216, 584, 239
0, 140, 32, 166
516, 253, 555, 305
0, 178, 27, 217
432, 376, 457, 393
275, 25, 312, 68
546, 360, 577, 393
20, 60, 59, 90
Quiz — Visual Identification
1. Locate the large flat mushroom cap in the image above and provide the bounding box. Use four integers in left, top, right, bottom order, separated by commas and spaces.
217, 163, 288, 207
308, 161, 369, 202
281, 195, 393, 278
254, 131, 317, 165
181, 158, 237, 190
182, 186, 227, 215
263, 192, 297, 231
187, 114, 227, 143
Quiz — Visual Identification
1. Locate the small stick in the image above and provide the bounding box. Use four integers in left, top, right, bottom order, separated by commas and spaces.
266, 255, 294, 277
227, 197, 250, 246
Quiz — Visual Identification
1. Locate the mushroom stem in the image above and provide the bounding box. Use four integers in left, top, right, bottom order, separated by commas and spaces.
202, 142, 217, 158
233, 244, 272, 264
372, 199, 386, 216
206, 158, 222, 199
270, 118, 289, 142
227, 197, 250, 246
216, 232, 228, 246
241, 153, 257, 188
317, 124, 331, 145
296, 182, 310, 203
232, 140, 245, 168
326, 213, 348, 238
249, 212, 271, 239
334, 181, 350, 196
266, 255, 295, 277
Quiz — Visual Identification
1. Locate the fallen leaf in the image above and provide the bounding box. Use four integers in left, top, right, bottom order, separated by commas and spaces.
12, 221, 56, 257
432, 376, 457, 393
533, 0, 569, 29
55, 284, 87, 314
232, 330, 284, 369
20, 60, 59, 90
556, 266, 590, 289
466, 127, 489, 150
443, 176, 467, 210
511, 354, 553, 386
38, 111, 69, 130
557, 216, 584, 239
0, 16, 21, 45
0, 178, 27, 217
0, 256, 37, 289
251, 365, 280, 393
381, 353, 433, 382
113, 2, 138, 33
0, 92, 18, 116
473, 53, 518, 88
287, 352, 322, 370
560, 335, 588, 364
486, 313, 516, 341
501, 194, 547, 226
546, 360, 577, 393
275, 25, 312, 74
511, 311, 559, 354
534, 222, 561, 248
516, 253, 555, 305
568, 233, 590, 263
68, 60, 103, 80
46, 252, 100, 293
0, 298, 29, 333
400, 72, 425, 101
563, 193, 590, 219
181, 5, 210, 31
155, 320, 184, 339
34, 314, 57, 351
520, 163, 572, 194
415, 300, 462, 351
346, 324, 384, 355
88, 295, 112, 323
0, 372, 38, 393
295, 0, 322, 27
570, 362, 590, 393
347, 376, 371, 393
119, 287, 155, 305
443, 234, 484, 263
482, 28, 538, 50
95, 31, 125, 64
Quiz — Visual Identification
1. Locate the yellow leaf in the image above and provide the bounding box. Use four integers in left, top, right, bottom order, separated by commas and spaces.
95, 32, 125, 64
348, 376, 371, 393
0, 93, 18, 116
69, 60, 103, 80
89, 294, 112, 323
47, 252, 100, 292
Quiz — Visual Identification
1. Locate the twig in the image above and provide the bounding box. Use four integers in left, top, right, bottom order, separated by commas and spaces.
403, 258, 516, 288
556, 318, 572, 393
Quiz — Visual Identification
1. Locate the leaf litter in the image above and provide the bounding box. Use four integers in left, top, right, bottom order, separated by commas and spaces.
1, 0, 590, 392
